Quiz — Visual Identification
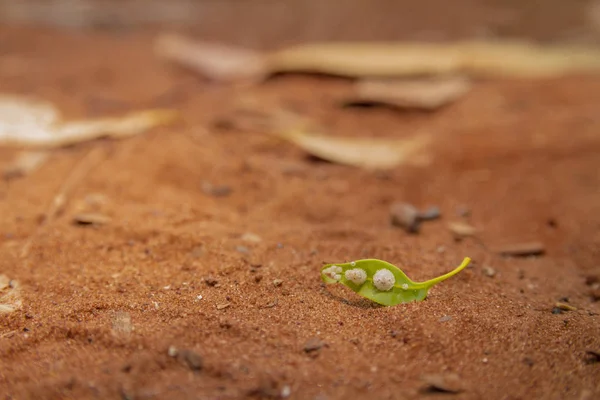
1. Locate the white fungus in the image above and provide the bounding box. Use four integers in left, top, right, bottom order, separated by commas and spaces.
322, 265, 342, 281
373, 269, 395, 291
350, 261, 356, 267
344, 268, 367, 285
401, 283, 409, 290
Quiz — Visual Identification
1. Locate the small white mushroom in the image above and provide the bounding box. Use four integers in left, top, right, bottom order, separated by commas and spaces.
401, 283, 409, 290
373, 269, 395, 291
322, 265, 342, 281
344, 268, 367, 285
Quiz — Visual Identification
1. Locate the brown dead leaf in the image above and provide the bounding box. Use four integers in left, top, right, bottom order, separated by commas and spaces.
421, 373, 463, 393
3, 151, 49, 180
155, 33, 266, 83
345, 76, 471, 110
274, 130, 432, 169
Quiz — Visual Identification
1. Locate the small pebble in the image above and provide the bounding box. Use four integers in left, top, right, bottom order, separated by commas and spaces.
178, 349, 204, 371
482, 266, 496, 277
216, 303, 231, 310
439, 315, 452, 323
281, 386, 291, 398
303, 337, 326, 353
273, 279, 283, 287
235, 245, 250, 254
390, 202, 420, 233
241, 232, 262, 243
168, 346, 178, 357
201, 181, 232, 197
419, 206, 441, 221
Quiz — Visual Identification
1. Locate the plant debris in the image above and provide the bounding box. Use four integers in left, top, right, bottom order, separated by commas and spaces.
216, 303, 231, 310
0, 94, 178, 148
344, 76, 471, 110
421, 373, 464, 394
0, 276, 22, 314
201, 181, 233, 197
155, 34, 600, 82
72, 212, 112, 226
177, 349, 204, 371
555, 302, 577, 312
495, 242, 546, 257
273, 129, 432, 170
448, 221, 478, 239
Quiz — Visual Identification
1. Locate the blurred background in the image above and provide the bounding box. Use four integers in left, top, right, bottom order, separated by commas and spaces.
2, 0, 600, 46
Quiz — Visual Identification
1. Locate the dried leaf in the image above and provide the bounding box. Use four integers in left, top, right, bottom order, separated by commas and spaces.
269, 40, 600, 79
155, 33, 266, 82
447, 221, 478, 238
274, 130, 432, 169
421, 373, 463, 393
346, 76, 471, 110
0, 94, 178, 148
495, 241, 546, 257
156, 35, 600, 81
3, 151, 49, 179
72, 212, 112, 226
0, 276, 22, 314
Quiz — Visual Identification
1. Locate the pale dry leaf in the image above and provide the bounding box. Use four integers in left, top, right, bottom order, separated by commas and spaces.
0, 94, 178, 148
269, 40, 600, 79
0, 276, 22, 314
155, 33, 266, 82
348, 76, 471, 110
274, 130, 432, 169
3, 150, 50, 179
447, 221, 478, 238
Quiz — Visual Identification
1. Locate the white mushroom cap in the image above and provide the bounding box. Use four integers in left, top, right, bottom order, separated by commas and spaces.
373, 269, 395, 291
344, 268, 367, 285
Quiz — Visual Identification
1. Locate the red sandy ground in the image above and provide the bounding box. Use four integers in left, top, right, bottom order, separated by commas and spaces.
0, 26, 600, 400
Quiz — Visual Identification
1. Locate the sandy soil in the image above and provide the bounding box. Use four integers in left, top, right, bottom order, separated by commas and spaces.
1, 25, 600, 400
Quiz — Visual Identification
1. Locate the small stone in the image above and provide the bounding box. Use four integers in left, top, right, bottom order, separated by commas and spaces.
72, 212, 111, 225
254, 275, 263, 283
273, 279, 283, 287
303, 337, 326, 353
241, 232, 262, 243
439, 315, 452, 323
204, 276, 219, 287
201, 181, 232, 197
390, 202, 420, 233
482, 266, 496, 277
168, 346, 178, 357
178, 349, 204, 371
419, 206, 441, 221
584, 351, 600, 364
281, 385, 291, 398
235, 245, 250, 254
216, 303, 231, 310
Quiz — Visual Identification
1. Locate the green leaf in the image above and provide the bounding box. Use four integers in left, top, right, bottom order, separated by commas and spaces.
321, 257, 471, 306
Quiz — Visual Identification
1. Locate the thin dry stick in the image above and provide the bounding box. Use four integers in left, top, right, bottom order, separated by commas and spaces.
20, 146, 107, 258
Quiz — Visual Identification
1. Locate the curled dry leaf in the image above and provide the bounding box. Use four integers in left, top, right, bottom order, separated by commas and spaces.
155, 33, 266, 82
155, 34, 600, 82
0, 94, 178, 148
345, 75, 471, 110
274, 130, 432, 170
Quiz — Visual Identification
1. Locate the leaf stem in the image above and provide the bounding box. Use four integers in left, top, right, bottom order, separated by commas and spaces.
412, 257, 471, 289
